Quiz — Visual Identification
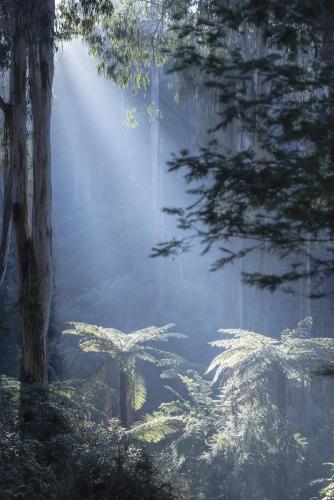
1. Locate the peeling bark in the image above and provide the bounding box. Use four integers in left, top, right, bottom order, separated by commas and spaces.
21, 0, 54, 384
9, 0, 55, 384
10, 4, 32, 379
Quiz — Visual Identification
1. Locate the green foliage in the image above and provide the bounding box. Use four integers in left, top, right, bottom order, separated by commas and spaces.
320, 463, 334, 500
0, 376, 179, 500
64, 322, 187, 368
85, 0, 172, 89
131, 319, 334, 499
153, 0, 334, 293
131, 372, 221, 461
147, 103, 163, 122
207, 317, 334, 396
56, 0, 114, 41
124, 106, 138, 128
64, 322, 188, 412
130, 371, 147, 411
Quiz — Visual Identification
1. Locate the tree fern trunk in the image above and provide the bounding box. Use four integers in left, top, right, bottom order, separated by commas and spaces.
119, 369, 130, 427
93, 360, 113, 418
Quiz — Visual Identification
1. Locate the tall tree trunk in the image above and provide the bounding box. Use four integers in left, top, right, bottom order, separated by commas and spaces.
9, 4, 31, 381
9, 0, 54, 384
0, 120, 12, 286
119, 369, 130, 428
23, 0, 54, 384
151, 63, 160, 226
151, 63, 164, 309
320, 3, 334, 162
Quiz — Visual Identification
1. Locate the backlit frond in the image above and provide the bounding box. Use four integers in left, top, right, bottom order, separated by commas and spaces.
129, 413, 183, 443
129, 371, 147, 411
207, 319, 334, 392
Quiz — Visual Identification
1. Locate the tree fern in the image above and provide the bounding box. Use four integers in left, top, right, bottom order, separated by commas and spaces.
64, 322, 188, 426
319, 463, 334, 500
130, 372, 221, 461
130, 320, 334, 499
207, 318, 334, 401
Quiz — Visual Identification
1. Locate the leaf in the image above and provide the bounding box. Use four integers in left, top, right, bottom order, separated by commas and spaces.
129, 413, 183, 443
129, 371, 147, 411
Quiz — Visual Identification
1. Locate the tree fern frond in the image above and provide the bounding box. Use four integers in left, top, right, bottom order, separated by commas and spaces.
179, 373, 213, 403
63, 321, 188, 423
65, 322, 123, 339
127, 324, 187, 349
281, 317, 313, 340
208, 319, 334, 393
141, 346, 187, 367
129, 371, 147, 411
135, 348, 160, 364
129, 413, 183, 443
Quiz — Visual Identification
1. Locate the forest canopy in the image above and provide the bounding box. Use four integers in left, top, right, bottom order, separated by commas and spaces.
152, 0, 334, 296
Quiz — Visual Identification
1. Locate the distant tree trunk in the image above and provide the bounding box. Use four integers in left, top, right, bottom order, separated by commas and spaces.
275, 365, 288, 498
119, 369, 131, 427
9, 0, 55, 384
252, 28, 268, 334
320, 4, 334, 161
151, 62, 164, 308
0, 23, 12, 286
0, 121, 12, 286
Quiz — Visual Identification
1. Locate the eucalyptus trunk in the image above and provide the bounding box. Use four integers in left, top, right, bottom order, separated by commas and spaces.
23, 0, 54, 384
10, 0, 55, 384
10, 5, 30, 380
0, 128, 12, 286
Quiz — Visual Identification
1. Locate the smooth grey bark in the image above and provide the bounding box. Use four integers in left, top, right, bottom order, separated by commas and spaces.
151, 63, 164, 307
10, 6, 31, 384
151, 63, 160, 218
7, 0, 55, 384
22, 0, 54, 384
